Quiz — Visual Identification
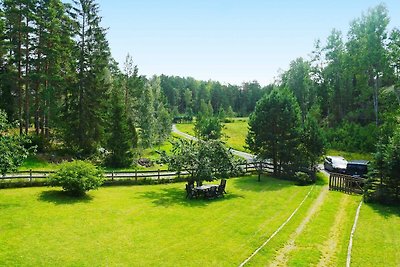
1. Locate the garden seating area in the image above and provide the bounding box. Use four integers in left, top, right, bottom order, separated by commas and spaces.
185, 179, 227, 200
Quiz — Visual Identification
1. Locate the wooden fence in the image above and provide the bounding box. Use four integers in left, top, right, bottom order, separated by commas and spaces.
0, 162, 273, 185
329, 173, 366, 194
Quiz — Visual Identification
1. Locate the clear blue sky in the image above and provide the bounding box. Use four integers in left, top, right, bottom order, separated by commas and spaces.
96, 0, 400, 85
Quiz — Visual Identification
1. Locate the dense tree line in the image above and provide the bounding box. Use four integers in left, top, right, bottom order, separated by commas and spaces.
278, 4, 400, 153
160, 76, 271, 117
0, 0, 171, 166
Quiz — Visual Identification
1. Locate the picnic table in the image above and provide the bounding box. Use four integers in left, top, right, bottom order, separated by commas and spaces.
195, 184, 218, 191
185, 179, 227, 200
195, 184, 219, 199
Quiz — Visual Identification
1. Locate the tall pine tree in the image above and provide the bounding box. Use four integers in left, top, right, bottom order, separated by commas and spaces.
63, 0, 111, 155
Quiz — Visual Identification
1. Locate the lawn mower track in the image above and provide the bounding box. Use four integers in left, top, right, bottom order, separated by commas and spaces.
317, 194, 349, 266
269, 185, 329, 267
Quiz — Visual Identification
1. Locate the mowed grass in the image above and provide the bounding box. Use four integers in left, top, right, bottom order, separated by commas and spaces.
0, 175, 318, 266
246, 175, 400, 266
176, 118, 250, 151
351, 203, 400, 267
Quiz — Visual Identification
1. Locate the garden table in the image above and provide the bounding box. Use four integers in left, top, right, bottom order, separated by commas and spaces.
195, 184, 218, 190
195, 184, 219, 199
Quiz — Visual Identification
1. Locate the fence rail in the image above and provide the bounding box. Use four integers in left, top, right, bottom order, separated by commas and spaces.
0, 162, 272, 184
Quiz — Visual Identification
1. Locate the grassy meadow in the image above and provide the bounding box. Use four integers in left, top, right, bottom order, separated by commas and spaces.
176, 118, 250, 152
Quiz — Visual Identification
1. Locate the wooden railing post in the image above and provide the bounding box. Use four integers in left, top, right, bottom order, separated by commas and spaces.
30, 169, 32, 183
135, 169, 137, 182
111, 171, 114, 181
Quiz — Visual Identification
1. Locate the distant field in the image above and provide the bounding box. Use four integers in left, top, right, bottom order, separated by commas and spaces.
176, 117, 249, 152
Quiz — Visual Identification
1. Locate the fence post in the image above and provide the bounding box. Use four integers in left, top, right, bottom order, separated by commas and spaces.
158, 169, 160, 181
135, 169, 137, 182
111, 171, 114, 181
245, 163, 248, 173
30, 169, 32, 183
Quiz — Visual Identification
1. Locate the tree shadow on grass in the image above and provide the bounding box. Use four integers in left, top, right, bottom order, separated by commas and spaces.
232, 175, 297, 192
38, 190, 93, 205
365, 202, 400, 218
138, 187, 244, 208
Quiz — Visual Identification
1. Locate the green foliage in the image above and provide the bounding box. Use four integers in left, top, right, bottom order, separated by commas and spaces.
0, 110, 32, 175
281, 57, 314, 119
49, 160, 104, 196
368, 125, 400, 204
61, 0, 111, 156
164, 139, 241, 184
325, 122, 378, 153
105, 87, 134, 168
247, 88, 302, 175
295, 171, 314, 186
298, 113, 325, 172
138, 76, 171, 148
194, 116, 223, 140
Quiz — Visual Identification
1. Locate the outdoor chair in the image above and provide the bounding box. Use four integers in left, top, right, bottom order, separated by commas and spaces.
188, 180, 195, 188
185, 183, 197, 199
204, 186, 217, 200
219, 179, 227, 194
217, 183, 226, 198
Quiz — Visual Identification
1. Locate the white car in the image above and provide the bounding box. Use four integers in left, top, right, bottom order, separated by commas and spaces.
324, 156, 348, 173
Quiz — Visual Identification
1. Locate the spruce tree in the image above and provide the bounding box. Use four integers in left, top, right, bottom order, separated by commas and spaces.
138, 78, 156, 148
247, 88, 302, 175
34, 0, 75, 137
63, 0, 111, 156
105, 86, 133, 167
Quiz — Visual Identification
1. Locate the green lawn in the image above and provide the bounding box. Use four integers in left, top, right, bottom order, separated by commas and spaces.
1, 173, 399, 266
0, 175, 319, 266
351, 203, 400, 266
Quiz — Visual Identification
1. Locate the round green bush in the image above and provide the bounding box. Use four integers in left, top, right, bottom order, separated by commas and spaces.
49, 160, 104, 196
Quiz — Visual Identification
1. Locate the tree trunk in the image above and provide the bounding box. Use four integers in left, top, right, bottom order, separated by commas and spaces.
373, 75, 379, 126
24, 15, 30, 135
18, 12, 23, 135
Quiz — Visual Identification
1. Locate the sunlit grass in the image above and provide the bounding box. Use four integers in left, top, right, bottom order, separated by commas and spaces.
0, 175, 317, 266
175, 123, 195, 136
351, 203, 400, 267
222, 118, 249, 152
176, 117, 250, 152
18, 155, 58, 171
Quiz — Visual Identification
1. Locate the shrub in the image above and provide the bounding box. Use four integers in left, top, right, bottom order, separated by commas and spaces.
295, 171, 314, 186
49, 161, 104, 196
